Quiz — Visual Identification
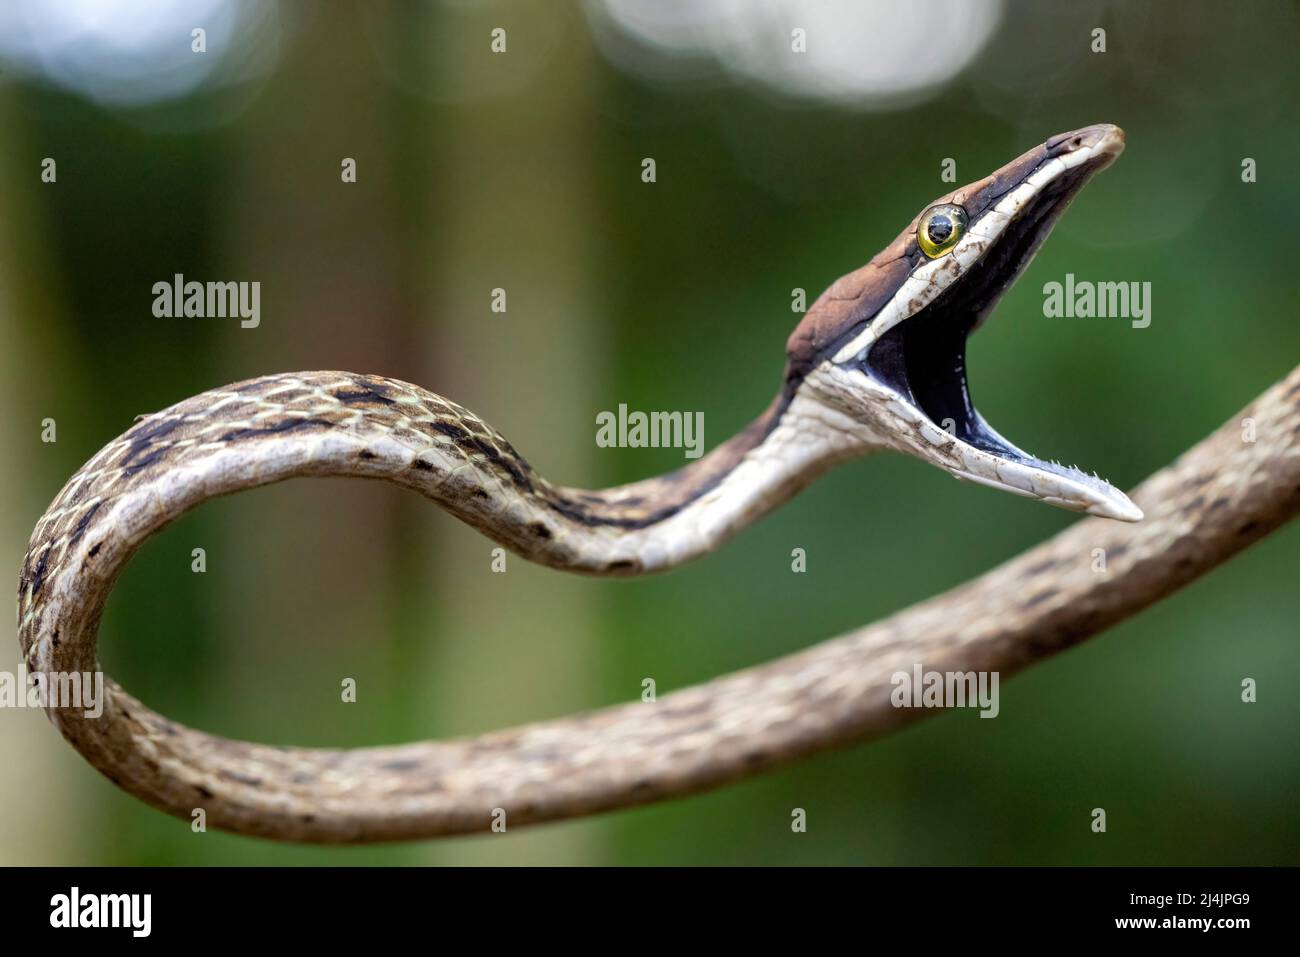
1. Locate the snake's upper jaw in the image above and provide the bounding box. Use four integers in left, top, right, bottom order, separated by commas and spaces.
824, 123, 1141, 522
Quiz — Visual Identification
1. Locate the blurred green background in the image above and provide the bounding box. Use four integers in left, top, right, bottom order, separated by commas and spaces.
1, 0, 1297, 865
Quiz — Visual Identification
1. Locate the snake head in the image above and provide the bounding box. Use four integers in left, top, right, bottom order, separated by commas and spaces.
787, 124, 1141, 522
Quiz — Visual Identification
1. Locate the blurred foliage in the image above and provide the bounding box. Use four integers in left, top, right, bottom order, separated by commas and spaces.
1, 0, 1297, 864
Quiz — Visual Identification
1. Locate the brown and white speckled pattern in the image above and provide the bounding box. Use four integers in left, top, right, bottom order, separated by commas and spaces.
15, 123, 1299, 842
14, 366, 861, 841
15, 363, 1300, 842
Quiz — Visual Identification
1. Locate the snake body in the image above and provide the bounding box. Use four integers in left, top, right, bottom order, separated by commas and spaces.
19, 125, 1185, 842
17, 369, 857, 839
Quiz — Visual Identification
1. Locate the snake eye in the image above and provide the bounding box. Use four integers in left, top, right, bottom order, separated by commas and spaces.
917, 204, 968, 258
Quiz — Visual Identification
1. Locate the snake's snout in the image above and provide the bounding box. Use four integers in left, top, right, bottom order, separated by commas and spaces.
1048, 123, 1126, 166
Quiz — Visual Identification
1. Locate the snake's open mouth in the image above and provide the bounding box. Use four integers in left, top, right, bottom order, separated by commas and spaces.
861, 125, 1142, 522
865, 303, 1141, 522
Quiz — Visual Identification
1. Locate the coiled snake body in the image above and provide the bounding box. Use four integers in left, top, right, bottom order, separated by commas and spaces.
20, 125, 1207, 842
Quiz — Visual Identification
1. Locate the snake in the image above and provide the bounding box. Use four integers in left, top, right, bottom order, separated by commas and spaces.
19, 124, 1147, 842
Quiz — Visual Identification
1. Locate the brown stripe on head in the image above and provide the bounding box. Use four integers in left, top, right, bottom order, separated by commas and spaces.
784, 134, 1063, 384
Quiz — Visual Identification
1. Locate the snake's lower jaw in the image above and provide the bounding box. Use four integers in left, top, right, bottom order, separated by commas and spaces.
864, 349, 1144, 523
858, 326, 1143, 523
944, 453, 1144, 523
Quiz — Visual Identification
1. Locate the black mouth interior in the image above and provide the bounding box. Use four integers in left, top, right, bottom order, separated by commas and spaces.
864, 166, 1089, 463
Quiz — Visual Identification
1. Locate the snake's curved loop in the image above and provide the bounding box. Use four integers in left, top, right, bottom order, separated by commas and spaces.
16, 366, 1300, 842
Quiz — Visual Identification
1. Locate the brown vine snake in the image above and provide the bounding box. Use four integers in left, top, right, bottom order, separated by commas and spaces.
20, 124, 1300, 841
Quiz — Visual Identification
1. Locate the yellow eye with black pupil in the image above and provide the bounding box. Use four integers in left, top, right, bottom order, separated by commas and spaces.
917, 203, 968, 258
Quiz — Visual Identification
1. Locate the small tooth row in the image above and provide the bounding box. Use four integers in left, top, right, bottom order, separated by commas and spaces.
959, 444, 1105, 502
